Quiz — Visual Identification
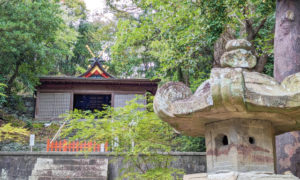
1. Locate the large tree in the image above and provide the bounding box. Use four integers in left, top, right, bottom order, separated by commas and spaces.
0, 0, 76, 96
274, 0, 300, 82
106, 0, 275, 90
274, 0, 300, 177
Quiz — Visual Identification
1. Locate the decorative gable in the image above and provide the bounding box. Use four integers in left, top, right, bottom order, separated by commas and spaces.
79, 59, 114, 79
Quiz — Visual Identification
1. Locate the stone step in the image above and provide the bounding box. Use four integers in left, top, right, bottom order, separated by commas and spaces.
31, 170, 52, 177
34, 158, 106, 166
31, 168, 107, 178
29, 176, 106, 180
52, 169, 107, 178
29, 158, 108, 180
31, 164, 107, 172
53, 159, 107, 166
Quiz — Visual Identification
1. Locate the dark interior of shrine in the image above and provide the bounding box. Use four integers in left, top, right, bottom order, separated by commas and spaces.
73, 94, 111, 111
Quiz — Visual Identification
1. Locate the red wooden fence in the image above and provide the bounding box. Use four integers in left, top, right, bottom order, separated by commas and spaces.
46, 139, 108, 152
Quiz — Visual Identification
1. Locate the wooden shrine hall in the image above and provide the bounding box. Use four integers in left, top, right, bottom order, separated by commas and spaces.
34, 53, 159, 121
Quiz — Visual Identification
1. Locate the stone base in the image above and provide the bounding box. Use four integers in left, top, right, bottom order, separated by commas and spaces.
183, 172, 299, 180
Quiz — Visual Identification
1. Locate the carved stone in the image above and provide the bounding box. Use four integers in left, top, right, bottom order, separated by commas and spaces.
154, 67, 300, 137
205, 119, 275, 173
220, 49, 256, 68
154, 39, 300, 179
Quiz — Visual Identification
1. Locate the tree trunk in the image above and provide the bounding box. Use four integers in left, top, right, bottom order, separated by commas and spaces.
177, 66, 189, 86
254, 54, 268, 72
274, 0, 300, 177
213, 27, 235, 67
6, 61, 20, 96
274, 0, 300, 82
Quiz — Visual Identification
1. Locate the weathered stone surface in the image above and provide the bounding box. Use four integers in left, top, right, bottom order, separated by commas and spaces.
29, 157, 108, 180
154, 38, 300, 177
154, 68, 300, 136
225, 39, 252, 52
205, 119, 275, 173
0, 152, 206, 180
184, 172, 299, 180
276, 132, 300, 177
220, 49, 257, 68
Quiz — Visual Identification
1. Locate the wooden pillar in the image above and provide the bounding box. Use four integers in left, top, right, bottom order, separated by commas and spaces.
274, 0, 300, 177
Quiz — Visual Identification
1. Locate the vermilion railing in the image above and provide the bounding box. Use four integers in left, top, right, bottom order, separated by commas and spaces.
46, 139, 108, 152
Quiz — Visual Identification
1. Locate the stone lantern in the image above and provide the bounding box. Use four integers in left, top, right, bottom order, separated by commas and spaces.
154, 39, 300, 180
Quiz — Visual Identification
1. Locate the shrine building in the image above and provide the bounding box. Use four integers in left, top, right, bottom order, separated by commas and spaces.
34, 57, 159, 121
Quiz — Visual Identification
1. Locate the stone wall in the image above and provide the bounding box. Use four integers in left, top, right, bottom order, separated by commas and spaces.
22, 97, 35, 119
1, 96, 35, 122
0, 152, 206, 180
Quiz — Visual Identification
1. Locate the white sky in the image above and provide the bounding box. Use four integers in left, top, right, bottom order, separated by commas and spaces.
84, 0, 106, 12
84, 0, 115, 22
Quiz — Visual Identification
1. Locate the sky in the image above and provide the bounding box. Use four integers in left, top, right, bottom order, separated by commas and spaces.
83, 0, 115, 22
84, 0, 105, 12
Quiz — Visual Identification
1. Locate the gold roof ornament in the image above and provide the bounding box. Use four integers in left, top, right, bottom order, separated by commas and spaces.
79, 45, 114, 79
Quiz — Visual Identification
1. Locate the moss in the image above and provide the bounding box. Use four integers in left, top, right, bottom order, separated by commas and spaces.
32, 123, 44, 129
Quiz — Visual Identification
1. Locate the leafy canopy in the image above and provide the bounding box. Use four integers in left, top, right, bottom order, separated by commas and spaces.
0, 0, 77, 94
107, 0, 275, 89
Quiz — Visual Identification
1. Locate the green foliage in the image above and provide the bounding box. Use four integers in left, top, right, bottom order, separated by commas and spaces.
0, 123, 29, 143
30, 123, 60, 142
263, 56, 274, 77
32, 123, 44, 129
174, 135, 206, 152
0, 83, 6, 97
109, 0, 222, 86
0, 0, 78, 95
58, 21, 111, 75
0, 106, 29, 144
62, 96, 183, 179
103, 0, 276, 153
108, 0, 276, 88
0, 82, 7, 105
62, 0, 87, 21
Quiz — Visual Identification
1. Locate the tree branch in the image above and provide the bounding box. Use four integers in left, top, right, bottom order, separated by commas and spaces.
6, 60, 21, 95
253, 18, 267, 39
254, 54, 268, 72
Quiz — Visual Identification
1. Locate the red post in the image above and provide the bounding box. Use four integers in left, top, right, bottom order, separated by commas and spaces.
72, 141, 75, 152
47, 139, 50, 152
58, 141, 61, 151
97, 144, 100, 152
93, 141, 96, 152
73, 141, 76, 152
68, 141, 71, 152
76, 141, 79, 152
105, 141, 108, 152
63, 140, 67, 152
88, 141, 92, 151
54, 141, 58, 152
50, 141, 54, 152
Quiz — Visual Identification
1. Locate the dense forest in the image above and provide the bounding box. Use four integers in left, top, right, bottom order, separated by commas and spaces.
0, 0, 276, 152
0, 0, 275, 97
